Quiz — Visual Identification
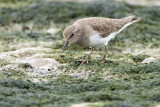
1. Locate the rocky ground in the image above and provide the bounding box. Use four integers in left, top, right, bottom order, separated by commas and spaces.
0, 0, 160, 107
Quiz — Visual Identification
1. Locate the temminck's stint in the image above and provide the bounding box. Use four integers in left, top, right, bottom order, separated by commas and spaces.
62, 16, 140, 64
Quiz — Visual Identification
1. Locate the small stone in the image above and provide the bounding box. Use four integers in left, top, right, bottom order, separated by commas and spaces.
105, 75, 114, 79
155, 105, 160, 107
71, 71, 91, 80
142, 57, 157, 64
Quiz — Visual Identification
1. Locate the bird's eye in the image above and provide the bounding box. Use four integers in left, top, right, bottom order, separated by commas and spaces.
70, 33, 74, 37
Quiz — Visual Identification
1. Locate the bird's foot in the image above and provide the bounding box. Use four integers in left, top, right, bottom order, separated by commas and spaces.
102, 55, 106, 63
80, 58, 89, 65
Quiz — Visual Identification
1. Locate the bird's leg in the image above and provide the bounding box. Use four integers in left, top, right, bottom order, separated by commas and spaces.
102, 46, 108, 63
80, 47, 94, 65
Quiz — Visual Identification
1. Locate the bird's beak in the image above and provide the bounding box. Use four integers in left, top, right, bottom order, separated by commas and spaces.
62, 40, 69, 52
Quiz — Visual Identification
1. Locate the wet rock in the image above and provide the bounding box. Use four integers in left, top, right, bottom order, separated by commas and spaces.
25, 58, 59, 68
18, 58, 61, 75
0, 47, 52, 60
0, 47, 61, 75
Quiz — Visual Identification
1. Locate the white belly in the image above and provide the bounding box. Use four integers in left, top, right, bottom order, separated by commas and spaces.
89, 32, 117, 47
89, 22, 132, 47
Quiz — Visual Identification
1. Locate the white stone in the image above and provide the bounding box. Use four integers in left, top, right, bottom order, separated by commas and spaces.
142, 57, 157, 63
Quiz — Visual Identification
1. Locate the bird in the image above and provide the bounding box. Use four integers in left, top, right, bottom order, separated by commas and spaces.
62, 16, 140, 65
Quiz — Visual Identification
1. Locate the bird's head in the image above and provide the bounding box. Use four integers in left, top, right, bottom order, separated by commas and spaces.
62, 25, 80, 52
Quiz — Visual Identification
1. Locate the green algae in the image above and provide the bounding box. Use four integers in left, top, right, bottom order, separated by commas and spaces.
18, 63, 33, 69
0, 59, 10, 67
132, 54, 149, 63
0, 0, 160, 107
